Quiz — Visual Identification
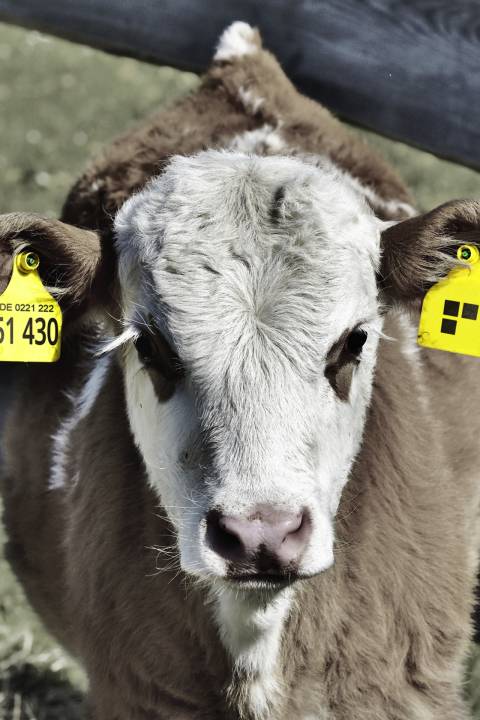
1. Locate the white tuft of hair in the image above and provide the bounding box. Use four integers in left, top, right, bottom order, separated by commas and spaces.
214, 21, 260, 62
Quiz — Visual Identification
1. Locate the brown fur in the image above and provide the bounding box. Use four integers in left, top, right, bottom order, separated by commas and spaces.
1, 26, 480, 720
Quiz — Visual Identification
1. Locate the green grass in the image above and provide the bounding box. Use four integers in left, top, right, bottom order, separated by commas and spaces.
0, 21, 479, 719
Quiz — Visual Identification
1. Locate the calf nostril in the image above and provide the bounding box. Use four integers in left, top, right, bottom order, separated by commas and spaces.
277, 509, 312, 563
281, 511, 303, 538
206, 510, 246, 562
286, 510, 306, 538
250, 505, 306, 551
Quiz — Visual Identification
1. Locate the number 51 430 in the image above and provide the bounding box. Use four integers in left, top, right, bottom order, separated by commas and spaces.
0, 316, 59, 346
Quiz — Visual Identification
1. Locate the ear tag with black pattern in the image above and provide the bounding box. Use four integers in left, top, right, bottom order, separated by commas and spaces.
418, 244, 480, 358
0, 251, 62, 362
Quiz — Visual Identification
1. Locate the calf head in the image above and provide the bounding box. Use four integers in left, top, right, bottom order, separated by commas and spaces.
114, 153, 383, 586
2, 154, 478, 592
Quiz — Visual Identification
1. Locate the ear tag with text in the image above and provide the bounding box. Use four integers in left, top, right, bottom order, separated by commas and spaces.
418, 244, 480, 358
0, 251, 62, 362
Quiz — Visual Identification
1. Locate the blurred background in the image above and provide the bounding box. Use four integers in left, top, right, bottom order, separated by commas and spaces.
0, 19, 479, 719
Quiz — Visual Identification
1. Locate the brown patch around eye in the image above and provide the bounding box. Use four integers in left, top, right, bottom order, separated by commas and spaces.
147, 369, 176, 403
325, 328, 364, 402
325, 361, 355, 402
135, 329, 184, 403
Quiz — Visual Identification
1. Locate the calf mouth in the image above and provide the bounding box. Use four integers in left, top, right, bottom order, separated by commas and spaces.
225, 570, 313, 589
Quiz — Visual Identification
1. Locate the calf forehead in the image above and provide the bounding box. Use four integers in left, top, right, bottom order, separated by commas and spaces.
116, 152, 380, 369
156, 152, 379, 264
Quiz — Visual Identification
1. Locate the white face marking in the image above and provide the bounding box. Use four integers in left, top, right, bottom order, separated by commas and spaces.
115, 151, 383, 589
123, 347, 204, 538
214, 21, 259, 62
50, 354, 111, 489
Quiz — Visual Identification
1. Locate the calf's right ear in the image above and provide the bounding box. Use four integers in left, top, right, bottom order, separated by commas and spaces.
379, 199, 480, 305
0, 213, 105, 320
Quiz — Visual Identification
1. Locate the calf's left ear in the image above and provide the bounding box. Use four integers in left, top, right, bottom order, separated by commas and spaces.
379, 199, 480, 304
0, 213, 104, 321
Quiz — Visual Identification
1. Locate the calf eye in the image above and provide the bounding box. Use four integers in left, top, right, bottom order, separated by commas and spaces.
345, 329, 368, 357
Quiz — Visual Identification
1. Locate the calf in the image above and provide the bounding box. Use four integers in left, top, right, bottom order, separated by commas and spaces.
1, 22, 480, 720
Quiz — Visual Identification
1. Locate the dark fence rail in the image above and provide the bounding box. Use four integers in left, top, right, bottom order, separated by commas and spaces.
0, 0, 479, 169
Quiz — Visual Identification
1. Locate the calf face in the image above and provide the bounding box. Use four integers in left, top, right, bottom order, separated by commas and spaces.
114, 151, 383, 586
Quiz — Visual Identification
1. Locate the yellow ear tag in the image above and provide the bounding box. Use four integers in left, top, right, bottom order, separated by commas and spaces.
0, 251, 62, 362
418, 244, 480, 358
